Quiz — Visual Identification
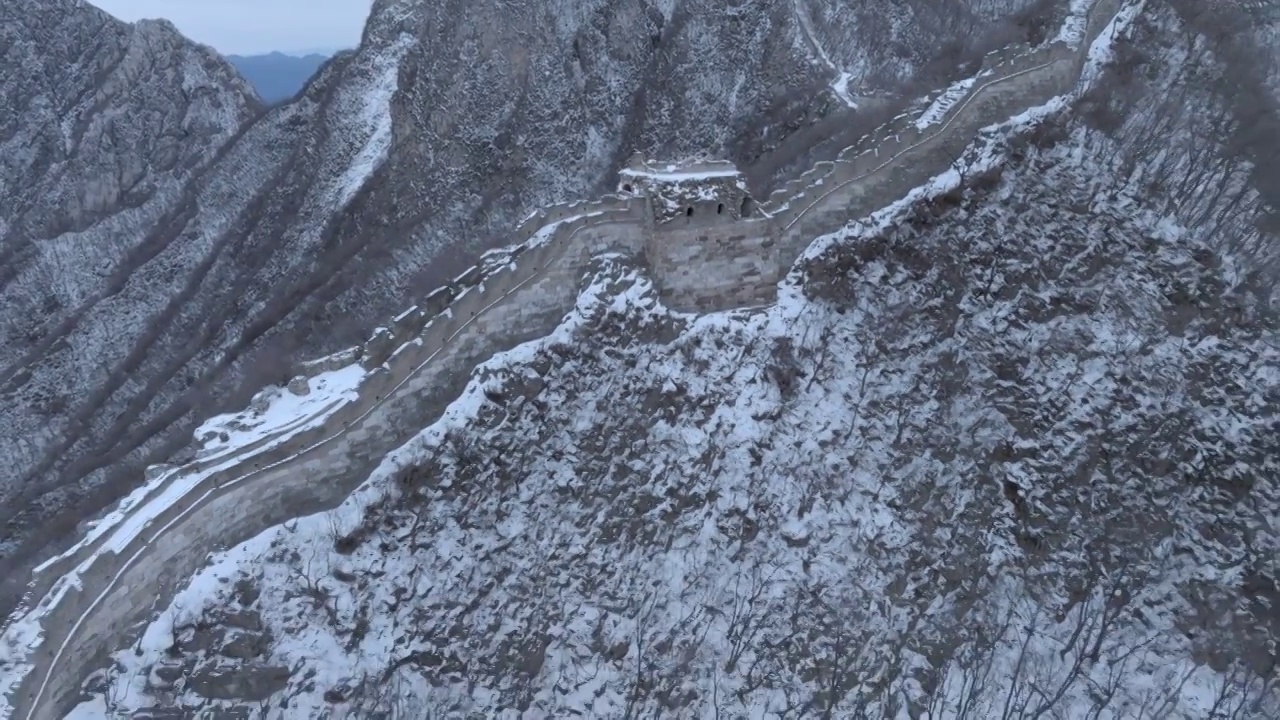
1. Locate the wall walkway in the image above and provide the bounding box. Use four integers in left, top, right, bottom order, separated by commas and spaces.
1, 0, 1126, 717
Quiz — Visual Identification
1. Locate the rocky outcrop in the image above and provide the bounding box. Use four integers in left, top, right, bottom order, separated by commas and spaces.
186, 661, 289, 702
0, 0, 260, 603
0, 0, 258, 244
130, 603, 284, 712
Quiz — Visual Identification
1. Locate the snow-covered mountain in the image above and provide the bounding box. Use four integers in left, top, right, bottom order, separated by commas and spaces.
0, 0, 1053, 618
0, 0, 260, 605
0, 0, 258, 247
44, 0, 1279, 717
1, 0, 1278, 717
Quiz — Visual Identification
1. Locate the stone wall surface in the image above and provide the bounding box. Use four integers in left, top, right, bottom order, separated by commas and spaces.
1, 1, 1131, 717
647, 216, 781, 313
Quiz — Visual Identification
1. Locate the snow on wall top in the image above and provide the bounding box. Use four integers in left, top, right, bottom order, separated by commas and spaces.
618, 155, 742, 182
617, 154, 751, 222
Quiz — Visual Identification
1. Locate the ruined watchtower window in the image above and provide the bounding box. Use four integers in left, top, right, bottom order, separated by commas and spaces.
617, 152, 753, 225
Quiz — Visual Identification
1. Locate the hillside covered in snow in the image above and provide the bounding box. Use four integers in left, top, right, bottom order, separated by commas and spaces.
56, 1, 1280, 717
0, 0, 1063, 620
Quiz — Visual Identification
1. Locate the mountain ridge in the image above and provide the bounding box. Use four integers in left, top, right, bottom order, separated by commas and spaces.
17, 0, 1280, 712
225, 52, 331, 104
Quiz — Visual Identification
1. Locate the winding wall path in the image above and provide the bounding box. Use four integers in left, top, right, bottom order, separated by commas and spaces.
0, 0, 1127, 717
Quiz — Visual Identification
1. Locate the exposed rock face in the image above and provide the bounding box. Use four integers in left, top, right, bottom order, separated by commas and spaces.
120, 602, 283, 713
0, 0, 259, 602
0, 0, 258, 245
0, 0, 1048, 615
187, 661, 289, 702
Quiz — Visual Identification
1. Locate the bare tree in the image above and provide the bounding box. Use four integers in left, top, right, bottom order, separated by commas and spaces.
622, 591, 661, 720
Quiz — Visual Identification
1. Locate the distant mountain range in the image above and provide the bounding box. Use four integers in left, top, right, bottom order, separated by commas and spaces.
227, 51, 331, 103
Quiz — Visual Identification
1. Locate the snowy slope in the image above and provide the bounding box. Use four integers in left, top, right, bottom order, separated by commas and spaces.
0, 0, 1056, 620
70, 7, 1279, 714
3, 0, 1277, 716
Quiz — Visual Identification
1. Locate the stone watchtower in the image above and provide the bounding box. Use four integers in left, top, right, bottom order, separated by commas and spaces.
617, 152, 757, 224
618, 152, 776, 313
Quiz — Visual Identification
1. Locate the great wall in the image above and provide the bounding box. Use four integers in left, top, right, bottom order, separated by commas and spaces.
0, 0, 1132, 716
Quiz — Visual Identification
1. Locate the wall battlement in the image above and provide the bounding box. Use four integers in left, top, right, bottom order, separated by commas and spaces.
617, 154, 758, 224
0, 1, 1130, 717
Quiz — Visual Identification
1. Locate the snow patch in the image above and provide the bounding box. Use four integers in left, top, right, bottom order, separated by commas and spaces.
330, 34, 414, 209
193, 365, 366, 457
527, 210, 608, 249
618, 163, 740, 181
831, 71, 859, 108
0, 364, 366, 719
1057, 0, 1094, 45
1079, 0, 1147, 87
915, 77, 977, 129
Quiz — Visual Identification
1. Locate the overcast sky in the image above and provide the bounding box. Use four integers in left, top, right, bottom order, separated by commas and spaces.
90, 0, 372, 55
